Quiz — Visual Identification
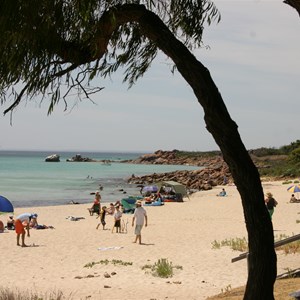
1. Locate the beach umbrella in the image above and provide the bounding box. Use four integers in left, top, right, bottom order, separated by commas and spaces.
142, 185, 158, 194
0, 195, 14, 214
287, 184, 300, 193
287, 184, 300, 199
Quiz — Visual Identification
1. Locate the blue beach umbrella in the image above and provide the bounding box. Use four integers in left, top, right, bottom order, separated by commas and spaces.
0, 195, 14, 214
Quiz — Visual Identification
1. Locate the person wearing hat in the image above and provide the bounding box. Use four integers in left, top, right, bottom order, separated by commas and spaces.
15, 213, 38, 247
132, 200, 147, 244
264, 192, 278, 219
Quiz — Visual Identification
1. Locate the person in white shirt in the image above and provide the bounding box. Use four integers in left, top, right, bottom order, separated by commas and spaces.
113, 206, 122, 233
132, 200, 148, 244
15, 213, 38, 247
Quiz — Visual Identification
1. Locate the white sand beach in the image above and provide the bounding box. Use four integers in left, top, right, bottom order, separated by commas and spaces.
0, 181, 299, 300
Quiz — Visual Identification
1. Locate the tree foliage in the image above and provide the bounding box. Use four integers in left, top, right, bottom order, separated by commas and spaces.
0, 0, 220, 115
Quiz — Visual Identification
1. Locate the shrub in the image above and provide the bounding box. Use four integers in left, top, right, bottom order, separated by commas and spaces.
211, 237, 248, 252
142, 258, 182, 278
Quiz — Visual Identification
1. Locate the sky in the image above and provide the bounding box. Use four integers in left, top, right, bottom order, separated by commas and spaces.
0, 0, 299, 153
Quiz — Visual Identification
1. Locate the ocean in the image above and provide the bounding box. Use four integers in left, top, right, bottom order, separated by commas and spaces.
0, 150, 198, 208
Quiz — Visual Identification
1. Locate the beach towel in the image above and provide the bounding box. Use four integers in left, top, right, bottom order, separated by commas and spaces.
66, 216, 85, 221
98, 246, 123, 251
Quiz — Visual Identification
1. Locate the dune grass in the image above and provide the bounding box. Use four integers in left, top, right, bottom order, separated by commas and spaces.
0, 288, 65, 300
206, 277, 300, 299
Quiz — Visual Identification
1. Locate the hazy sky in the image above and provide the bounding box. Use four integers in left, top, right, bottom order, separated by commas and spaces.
1, 0, 299, 153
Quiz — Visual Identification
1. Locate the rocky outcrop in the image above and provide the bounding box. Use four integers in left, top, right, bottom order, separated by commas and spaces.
66, 154, 96, 162
45, 154, 60, 162
127, 150, 232, 191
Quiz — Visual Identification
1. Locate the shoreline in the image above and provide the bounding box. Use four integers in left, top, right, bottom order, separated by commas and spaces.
1, 180, 299, 299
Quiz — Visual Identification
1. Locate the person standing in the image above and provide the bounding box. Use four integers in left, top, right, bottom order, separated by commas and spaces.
132, 200, 147, 244
113, 206, 122, 233
265, 192, 278, 219
96, 206, 107, 230
15, 213, 38, 247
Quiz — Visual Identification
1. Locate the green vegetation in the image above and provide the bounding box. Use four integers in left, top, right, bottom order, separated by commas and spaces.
84, 259, 133, 268
141, 258, 182, 278
211, 237, 248, 252
175, 140, 300, 178
211, 234, 300, 255
174, 150, 221, 158
249, 140, 300, 178
276, 234, 300, 255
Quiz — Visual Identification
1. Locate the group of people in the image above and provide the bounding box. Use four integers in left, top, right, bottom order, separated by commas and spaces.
91, 191, 148, 244
0, 213, 39, 247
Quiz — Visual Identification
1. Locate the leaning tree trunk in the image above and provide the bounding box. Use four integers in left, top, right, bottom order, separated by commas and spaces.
138, 8, 277, 299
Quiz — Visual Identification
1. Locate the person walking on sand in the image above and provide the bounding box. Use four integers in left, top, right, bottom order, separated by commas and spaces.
132, 200, 147, 244
265, 192, 278, 219
96, 206, 107, 230
15, 213, 38, 247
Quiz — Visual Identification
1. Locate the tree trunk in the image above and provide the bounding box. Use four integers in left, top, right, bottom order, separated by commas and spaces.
139, 9, 277, 299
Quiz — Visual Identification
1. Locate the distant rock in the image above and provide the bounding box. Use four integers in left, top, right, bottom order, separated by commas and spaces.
127, 150, 232, 191
45, 154, 60, 162
66, 154, 95, 162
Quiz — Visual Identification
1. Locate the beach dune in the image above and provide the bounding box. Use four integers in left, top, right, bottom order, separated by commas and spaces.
0, 181, 299, 299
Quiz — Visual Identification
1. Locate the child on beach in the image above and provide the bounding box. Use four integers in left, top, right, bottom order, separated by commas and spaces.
106, 203, 115, 215
96, 206, 107, 230
113, 206, 122, 233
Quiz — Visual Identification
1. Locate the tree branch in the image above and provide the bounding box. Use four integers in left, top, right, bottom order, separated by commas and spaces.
283, 0, 300, 16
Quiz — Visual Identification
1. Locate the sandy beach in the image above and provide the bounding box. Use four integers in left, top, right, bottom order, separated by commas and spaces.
0, 181, 299, 300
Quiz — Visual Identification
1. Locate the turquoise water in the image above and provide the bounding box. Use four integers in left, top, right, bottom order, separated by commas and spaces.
0, 151, 199, 208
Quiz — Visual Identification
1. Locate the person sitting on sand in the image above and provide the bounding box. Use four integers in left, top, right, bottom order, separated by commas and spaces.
144, 194, 154, 204
290, 194, 300, 203
217, 188, 227, 197
88, 191, 101, 216
153, 192, 162, 202
96, 206, 107, 230
6, 215, 15, 230
15, 213, 38, 247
